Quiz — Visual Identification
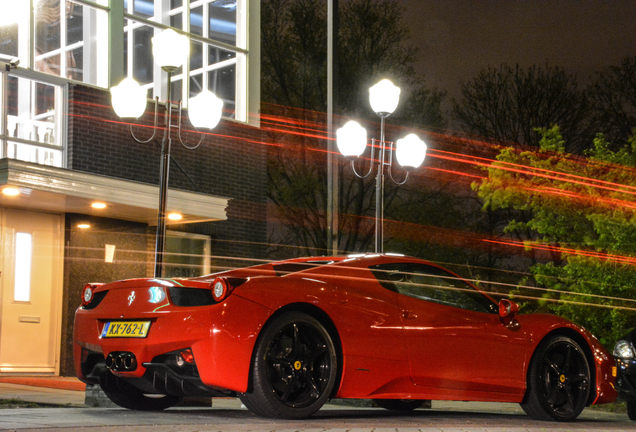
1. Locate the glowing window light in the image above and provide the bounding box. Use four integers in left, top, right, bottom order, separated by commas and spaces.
0, 2, 27, 26
2, 187, 19, 196
14, 232, 32, 302
77, 223, 91, 229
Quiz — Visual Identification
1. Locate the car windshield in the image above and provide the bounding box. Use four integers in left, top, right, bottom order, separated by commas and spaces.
371, 262, 498, 314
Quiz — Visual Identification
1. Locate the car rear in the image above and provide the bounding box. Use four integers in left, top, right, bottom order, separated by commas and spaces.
74, 276, 271, 398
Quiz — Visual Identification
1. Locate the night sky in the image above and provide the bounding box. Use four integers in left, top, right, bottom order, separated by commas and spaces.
404, 0, 636, 101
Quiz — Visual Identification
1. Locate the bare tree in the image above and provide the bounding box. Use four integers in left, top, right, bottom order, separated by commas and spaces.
261, 0, 327, 111
262, 0, 446, 257
587, 56, 636, 148
451, 64, 589, 153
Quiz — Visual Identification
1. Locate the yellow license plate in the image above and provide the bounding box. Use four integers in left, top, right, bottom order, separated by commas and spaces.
101, 321, 151, 338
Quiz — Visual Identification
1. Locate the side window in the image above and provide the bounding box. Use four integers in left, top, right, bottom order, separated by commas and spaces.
372, 263, 497, 314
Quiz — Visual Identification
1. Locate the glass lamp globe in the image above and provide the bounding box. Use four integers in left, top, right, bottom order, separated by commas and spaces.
336, 120, 367, 158
152, 29, 189, 70
110, 77, 147, 119
369, 79, 400, 116
188, 90, 224, 129
396, 134, 426, 169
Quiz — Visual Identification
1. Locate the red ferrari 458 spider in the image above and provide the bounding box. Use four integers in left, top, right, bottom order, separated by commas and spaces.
74, 254, 616, 421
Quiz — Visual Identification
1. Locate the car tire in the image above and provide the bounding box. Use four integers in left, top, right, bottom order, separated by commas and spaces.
628, 401, 636, 421
374, 399, 428, 411
102, 385, 180, 411
520, 335, 591, 421
239, 311, 338, 419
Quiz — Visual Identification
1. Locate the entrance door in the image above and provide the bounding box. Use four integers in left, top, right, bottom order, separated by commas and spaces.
0, 209, 63, 374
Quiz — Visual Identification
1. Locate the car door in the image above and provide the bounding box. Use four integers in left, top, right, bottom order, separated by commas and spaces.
373, 262, 528, 395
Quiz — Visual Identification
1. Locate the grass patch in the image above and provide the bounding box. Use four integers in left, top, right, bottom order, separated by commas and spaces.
587, 400, 627, 414
0, 398, 45, 409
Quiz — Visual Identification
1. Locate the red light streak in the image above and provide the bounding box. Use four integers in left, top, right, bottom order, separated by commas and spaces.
531, 186, 636, 210
67, 98, 636, 205
67, 100, 636, 262
423, 167, 484, 180
429, 147, 636, 198
482, 238, 636, 266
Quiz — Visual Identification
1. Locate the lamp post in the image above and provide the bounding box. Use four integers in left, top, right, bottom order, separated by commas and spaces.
336, 79, 427, 253
110, 29, 223, 278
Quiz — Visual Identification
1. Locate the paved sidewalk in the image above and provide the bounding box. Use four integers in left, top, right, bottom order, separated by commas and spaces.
0, 377, 627, 421
0, 377, 85, 407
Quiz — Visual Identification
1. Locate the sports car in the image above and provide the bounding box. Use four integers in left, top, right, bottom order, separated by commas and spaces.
74, 254, 617, 421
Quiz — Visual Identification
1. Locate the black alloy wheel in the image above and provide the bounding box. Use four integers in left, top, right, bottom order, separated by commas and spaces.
374, 399, 428, 411
520, 335, 591, 421
239, 312, 338, 419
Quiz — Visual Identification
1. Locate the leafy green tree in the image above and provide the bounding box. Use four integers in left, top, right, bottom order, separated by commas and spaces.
262, 0, 446, 256
452, 64, 590, 154
474, 126, 636, 345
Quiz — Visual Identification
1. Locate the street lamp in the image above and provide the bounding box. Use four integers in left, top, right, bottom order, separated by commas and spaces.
110, 29, 223, 278
336, 79, 427, 253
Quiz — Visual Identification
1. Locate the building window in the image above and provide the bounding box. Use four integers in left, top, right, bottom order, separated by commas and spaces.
14, 232, 33, 302
1, 71, 65, 167
0, 2, 29, 65
35, 0, 82, 80
0, 0, 252, 133
164, 231, 211, 278
124, 0, 246, 120
1, 1, 109, 88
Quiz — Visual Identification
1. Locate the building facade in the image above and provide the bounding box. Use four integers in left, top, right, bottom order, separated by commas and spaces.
0, 0, 263, 377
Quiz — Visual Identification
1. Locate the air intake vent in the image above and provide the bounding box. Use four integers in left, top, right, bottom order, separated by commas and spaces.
169, 287, 215, 306
82, 291, 107, 310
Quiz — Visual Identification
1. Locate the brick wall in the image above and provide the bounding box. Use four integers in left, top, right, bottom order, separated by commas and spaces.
67, 84, 268, 263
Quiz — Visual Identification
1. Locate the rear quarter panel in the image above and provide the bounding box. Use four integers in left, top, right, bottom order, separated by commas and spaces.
233, 267, 411, 398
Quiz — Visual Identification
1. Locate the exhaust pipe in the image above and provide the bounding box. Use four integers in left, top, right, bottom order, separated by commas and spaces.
105, 352, 137, 371
123, 354, 137, 370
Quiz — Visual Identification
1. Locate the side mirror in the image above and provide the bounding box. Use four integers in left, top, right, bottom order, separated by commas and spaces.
499, 299, 519, 320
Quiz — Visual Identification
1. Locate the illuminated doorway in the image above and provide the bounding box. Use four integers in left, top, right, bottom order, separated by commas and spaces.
0, 209, 63, 374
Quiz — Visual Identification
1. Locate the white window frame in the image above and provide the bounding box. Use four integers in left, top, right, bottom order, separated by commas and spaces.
0, 66, 68, 168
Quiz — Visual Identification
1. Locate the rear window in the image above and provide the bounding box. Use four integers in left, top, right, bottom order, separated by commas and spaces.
272, 261, 333, 276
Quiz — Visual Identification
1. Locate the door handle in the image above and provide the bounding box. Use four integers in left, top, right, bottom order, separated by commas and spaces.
402, 310, 417, 319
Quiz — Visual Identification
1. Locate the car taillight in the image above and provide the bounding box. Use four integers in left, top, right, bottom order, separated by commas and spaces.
180, 349, 195, 364
81, 283, 103, 307
211, 277, 231, 302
